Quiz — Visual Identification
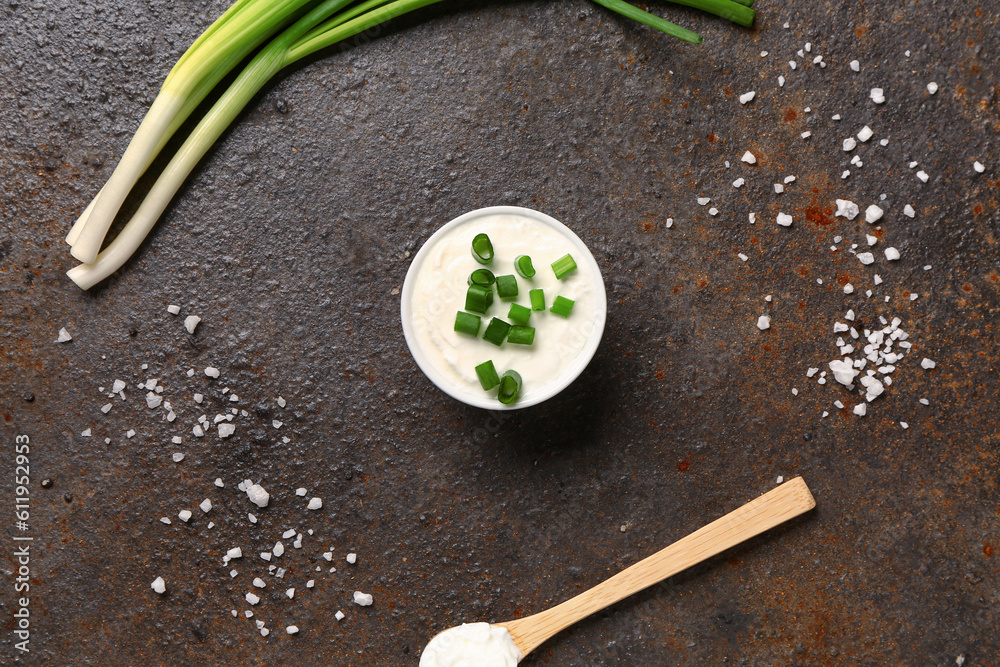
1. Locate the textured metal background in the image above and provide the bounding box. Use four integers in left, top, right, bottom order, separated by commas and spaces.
1, 0, 999, 664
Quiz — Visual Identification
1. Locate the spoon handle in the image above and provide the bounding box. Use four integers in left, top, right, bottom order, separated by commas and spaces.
499, 477, 816, 658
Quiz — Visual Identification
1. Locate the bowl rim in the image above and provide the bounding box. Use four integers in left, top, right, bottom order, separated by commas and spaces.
400, 206, 607, 410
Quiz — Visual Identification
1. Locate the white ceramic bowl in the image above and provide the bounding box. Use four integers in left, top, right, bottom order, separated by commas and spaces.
400, 206, 607, 410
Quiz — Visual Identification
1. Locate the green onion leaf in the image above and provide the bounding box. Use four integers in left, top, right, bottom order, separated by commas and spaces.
465, 284, 494, 315
471, 233, 494, 264
468, 268, 496, 286
482, 318, 512, 346
454, 311, 482, 336
507, 303, 531, 325
529, 288, 546, 311
550, 295, 575, 318
551, 254, 578, 280
495, 274, 518, 300
475, 360, 501, 391
497, 370, 523, 405
515, 255, 535, 278
507, 326, 535, 345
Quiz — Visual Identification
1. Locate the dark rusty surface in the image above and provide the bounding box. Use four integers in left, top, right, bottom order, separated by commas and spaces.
1, 0, 999, 664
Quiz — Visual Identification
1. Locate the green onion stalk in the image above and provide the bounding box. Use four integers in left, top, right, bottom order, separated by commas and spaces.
66, 0, 323, 264
66, 0, 754, 289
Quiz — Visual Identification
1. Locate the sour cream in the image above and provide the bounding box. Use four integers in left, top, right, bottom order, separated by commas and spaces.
402, 207, 606, 409
419, 623, 521, 667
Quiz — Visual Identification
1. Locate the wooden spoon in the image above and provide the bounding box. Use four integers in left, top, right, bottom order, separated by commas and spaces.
482, 477, 815, 662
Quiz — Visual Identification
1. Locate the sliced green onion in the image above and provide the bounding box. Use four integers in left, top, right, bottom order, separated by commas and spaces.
468, 268, 496, 286
507, 303, 531, 325
475, 360, 500, 391
482, 318, 512, 346
454, 311, 482, 336
507, 326, 535, 345
515, 255, 535, 278
465, 284, 494, 315
529, 288, 546, 311
550, 295, 575, 318
471, 233, 494, 265
495, 274, 518, 300
497, 370, 523, 405
551, 254, 578, 280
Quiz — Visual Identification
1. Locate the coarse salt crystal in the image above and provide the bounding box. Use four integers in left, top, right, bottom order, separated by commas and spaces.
835, 199, 859, 220
853, 403, 867, 416
920, 358, 936, 369
307, 498, 323, 510
829, 360, 859, 386
151, 577, 166, 594
789, 60, 797, 70
870, 88, 885, 104
865, 205, 884, 223
184, 316, 201, 334
801, 131, 811, 139
335, 611, 345, 621
866, 235, 878, 246
253, 577, 266, 588
346, 553, 358, 564
204, 367, 220, 378
916, 170, 929, 183
178, 510, 192, 523
246, 592, 260, 605
739, 91, 756, 105
708, 208, 719, 216
697, 197, 711, 206
101, 403, 113, 414
843, 137, 857, 152
57, 327, 73, 343
778, 75, 785, 87
167, 305, 181, 315
927, 82, 938, 94
776, 213, 793, 227
286, 588, 295, 599
732, 178, 745, 188
81, 428, 92, 437
160, 517, 171, 525
126, 429, 136, 439
857, 126, 873, 142
748, 212, 756, 224
172, 453, 184, 463
246, 483, 269, 508
857, 252, 875, 265
738, 253, 749, 262
273, 541, 285, 557
843, 283, 854, 294
973, 161, 985, 173
741, 151, 757, 164
353, 591, 373, 606
884, 247, 901, 261
774, 184, 784, 194
200, 498, 212, 513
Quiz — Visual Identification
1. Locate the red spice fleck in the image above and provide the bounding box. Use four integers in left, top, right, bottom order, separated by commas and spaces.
707, 133, 717, 143
974, 205, 983, 214
699, 279, 708, 288
805, 204, 835, 226
963, 284, 974, 292
784, 109, 798, 122
985, 542, 994, 557
677, 460, 690, 472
